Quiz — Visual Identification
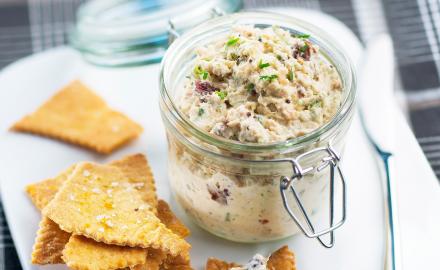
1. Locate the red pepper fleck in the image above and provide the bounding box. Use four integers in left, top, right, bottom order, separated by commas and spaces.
259, 219, 269, 224
195, 80, 218, 95
207, 184, 230, 205
293, 41, 315, 61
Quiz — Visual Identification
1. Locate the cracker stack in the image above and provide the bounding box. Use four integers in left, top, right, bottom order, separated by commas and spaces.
26, 154, 192, 270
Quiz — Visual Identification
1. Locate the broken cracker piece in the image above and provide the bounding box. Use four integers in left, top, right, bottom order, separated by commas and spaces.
205, 258, 240, 270
205, 246, 296, 270
63, 235, 147, 270
267, 246, 296, 270
31, 217, 71, 265
12, 80, 142, 154
43, 162, 190, 257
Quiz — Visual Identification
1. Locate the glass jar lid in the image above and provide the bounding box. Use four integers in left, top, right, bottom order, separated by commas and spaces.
70, 0, 242, 67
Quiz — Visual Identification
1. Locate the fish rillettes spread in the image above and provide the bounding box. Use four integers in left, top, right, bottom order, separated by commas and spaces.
178, 25, 342, 143
168, 24, 345, 242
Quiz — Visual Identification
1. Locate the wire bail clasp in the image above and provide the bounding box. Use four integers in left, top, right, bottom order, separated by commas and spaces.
280, 143, 347, 248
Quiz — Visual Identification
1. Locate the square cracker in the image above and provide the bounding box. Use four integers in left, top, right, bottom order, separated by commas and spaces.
28, 154, 160, 267
26, 165, 76, 211
62, 235, 147, 270
42, 161, 190, 257
156, 200, 190, 239
26, 154, 157, 212
127, 200, 191, 270
63, 200, 190, 270
31, 217, 71, 265
12, 80, 143, 154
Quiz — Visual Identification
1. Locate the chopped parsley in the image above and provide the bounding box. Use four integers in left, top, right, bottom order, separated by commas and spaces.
296, 33, 311, 39
276, 55, 283, 60
299, 43, 309, 52
258, 59, 270, 69
246, 83, 255, 92
308, 99, 323, 109
198, 108, 205, 116
259, 74, 278, 82
230, 52, 238, 60
287, 68, 294, 81
225, 212, 231, 222
193, 66, 208, 80
226, 36, 240, 46
215, 90, 228, 100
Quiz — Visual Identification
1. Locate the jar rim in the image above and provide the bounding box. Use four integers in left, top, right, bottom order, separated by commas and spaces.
160, 11, 357, 154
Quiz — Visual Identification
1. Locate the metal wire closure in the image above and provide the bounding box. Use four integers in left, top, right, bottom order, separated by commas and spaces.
278, 143, 347, 248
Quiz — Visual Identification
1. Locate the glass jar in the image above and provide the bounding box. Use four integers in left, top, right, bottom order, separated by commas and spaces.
70, 0, 242, 67
159, 12, 356, 243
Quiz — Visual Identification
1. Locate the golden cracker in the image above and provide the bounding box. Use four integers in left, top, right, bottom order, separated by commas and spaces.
161, 251, 191, 270
204, 246, 296, 270
129, 249, 167, 270
156, 200, 190, 239
129, 200, 191, 270
12, 80, 142, 154
26, 154, 157, 212
30, 154, 158, 268
110, 154, 158, 213
43, 162, 190, 256
26, 165, 76, 210
267, 246, 296, 270
205, 258, 240, 270
62, 204, 188, 270
63, 235, 147, 270
31, 217, 71, 265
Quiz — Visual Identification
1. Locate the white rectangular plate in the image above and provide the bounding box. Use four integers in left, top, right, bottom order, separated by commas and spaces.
0, 47, 438, 270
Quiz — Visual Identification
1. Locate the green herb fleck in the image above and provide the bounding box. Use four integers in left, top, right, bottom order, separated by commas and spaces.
215, 91, 228, 100
193, 66, 208, 80
287, 68, 294, 82
226, 36, 240, 46
259, 74, 278, 82
225, 212, 231, 222
276, 55, 283, 61
308, 99, 323, 109
299, 43, 309, 52
230, 53, 238, 60
246, 83, 255, 92
296, 33, 311, 39
258, 59, 270, 69
198, 108, 205, 116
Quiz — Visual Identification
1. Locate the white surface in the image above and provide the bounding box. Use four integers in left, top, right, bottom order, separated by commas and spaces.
0, 47, 385, 270
358, 35, 395, 153
0, 8, 438, 270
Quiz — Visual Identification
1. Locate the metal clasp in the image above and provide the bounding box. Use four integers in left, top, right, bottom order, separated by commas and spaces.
279, 143, 347, 248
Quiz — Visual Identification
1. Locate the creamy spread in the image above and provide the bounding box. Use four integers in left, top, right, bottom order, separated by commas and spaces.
167, 25, 344, 242
178, 25, 342, 143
